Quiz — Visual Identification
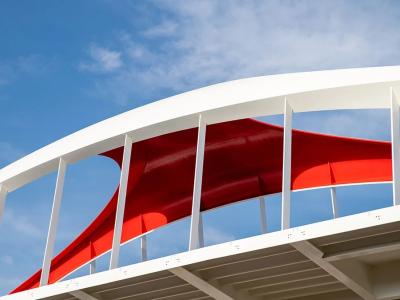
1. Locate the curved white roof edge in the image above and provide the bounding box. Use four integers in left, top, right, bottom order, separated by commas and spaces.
1, 65, 400, 192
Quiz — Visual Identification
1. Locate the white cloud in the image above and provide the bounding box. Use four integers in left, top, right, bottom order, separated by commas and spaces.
82, 1, 400, 106
80, 45, 122, 73
204, 226, 235, 245
0, 255, 13, 265
0, 142, 25, 168
2, 209, 43, 239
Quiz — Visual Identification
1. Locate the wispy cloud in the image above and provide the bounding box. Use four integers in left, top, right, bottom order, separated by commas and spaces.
0, 142, 25, 168
80, 0, 400, 105
0, 255, 13, 265
204, 226, 236, 245
2, 209, 43, 239
0, 54, 53, 95
80, 45, 122, 73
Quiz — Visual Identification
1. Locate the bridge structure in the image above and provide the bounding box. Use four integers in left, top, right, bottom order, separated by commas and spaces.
1, 66, 400, 299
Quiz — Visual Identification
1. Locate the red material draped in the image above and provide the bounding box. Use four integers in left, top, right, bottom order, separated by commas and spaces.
12, 119, 392, 293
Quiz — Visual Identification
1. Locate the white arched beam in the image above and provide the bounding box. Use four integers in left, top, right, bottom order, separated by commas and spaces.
0, 184, 7, 223
391, 87, 400, 206
2, 67, 400, 194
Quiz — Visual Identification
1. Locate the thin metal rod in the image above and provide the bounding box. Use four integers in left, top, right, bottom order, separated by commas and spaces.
281, 98, 293, 230
330, 187, 338, 218
0, 184, 7, 223
141, 235, 147, 262
109, 134, 133, 269
199, 212, 204, 247
189, 114, 206, 250
391, 87, 400, 206
40, 158, 67, 286
259, 196, 267, 234
89, 260, 96, 274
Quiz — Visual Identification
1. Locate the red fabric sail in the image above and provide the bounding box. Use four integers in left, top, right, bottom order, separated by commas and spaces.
12, 118, 392, 293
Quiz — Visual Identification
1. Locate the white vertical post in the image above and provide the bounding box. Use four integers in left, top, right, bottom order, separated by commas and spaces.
330, 187, 338, 218
189, 114, 206, 250
390, 87, 400, 206
259, 196, 267, 234
199, 212, 204, 247
89, 260, 96, 274
141, 235, 147, 261
40, 158, 67, 286
0, 184, 7, 223
281, 98, 293, 230
109, 134, 133, 269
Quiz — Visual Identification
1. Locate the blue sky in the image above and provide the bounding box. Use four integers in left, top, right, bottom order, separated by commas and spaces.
0, 0, 400, 294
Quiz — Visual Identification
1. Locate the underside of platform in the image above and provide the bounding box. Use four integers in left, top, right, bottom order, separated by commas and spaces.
4, 205, 400, 300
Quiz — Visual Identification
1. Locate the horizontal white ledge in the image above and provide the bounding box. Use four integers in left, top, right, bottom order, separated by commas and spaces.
2, 204, 400, 300
1, 66, 400, 192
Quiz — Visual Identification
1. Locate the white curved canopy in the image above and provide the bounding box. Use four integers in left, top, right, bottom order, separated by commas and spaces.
1, 66, 400, 192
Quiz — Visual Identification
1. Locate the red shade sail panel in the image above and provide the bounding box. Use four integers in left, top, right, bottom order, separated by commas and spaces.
12, 118, 392, 293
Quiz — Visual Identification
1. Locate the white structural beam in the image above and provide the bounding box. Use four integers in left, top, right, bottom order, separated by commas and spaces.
109, 134, 133, 269
89, 260, 96, 275
0, 184, 7, 223
189, 114, 206, 250
292, 241, 376, 300
199, 212, 204, 248
170, 267, 234, 300
40, 158, 67, 286
390, 87, 400, 206
324, 241, 400, 262
259, 196, 267, 234
141, 235, 148, 261
281, 98, 293, 230
70, 290, 99, 300
330, 187, 338, 218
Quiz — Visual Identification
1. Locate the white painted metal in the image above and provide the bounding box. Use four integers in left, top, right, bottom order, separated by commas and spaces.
40, 158, 67, 286
141, 235, 147, 261
199, 212, 204, 248
4, 204, 400, 300
330, 187, 339, 218
281, 98, 293, 230
324, 241, 400, 262
2, 67, 400, 194
292, 241, 375, 300
89, 260, 96, 275
109, 134, 133, 270
391, 87, 400, 206
0, 184, 7, 223
2, 67, 400, 299
170, 267, 234, 300
189, 114, 206, 250
70, 290, 98, 300
259, 196, 267, 233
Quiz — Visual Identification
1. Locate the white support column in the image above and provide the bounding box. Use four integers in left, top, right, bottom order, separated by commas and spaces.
40, 158, 67, 286
281, 98, 293, 230
0, 184, 8, 223
170, 267, 234, 300
70, 290, 99, 300
259, 196, 267, 234
199, 212, 204, 247
109, 134, 133, 270
89, 260, 96, 275
330, 187, 338, 218
189, 114, 206, 250
141, 235, 147, 262
390, 87, 400, 206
